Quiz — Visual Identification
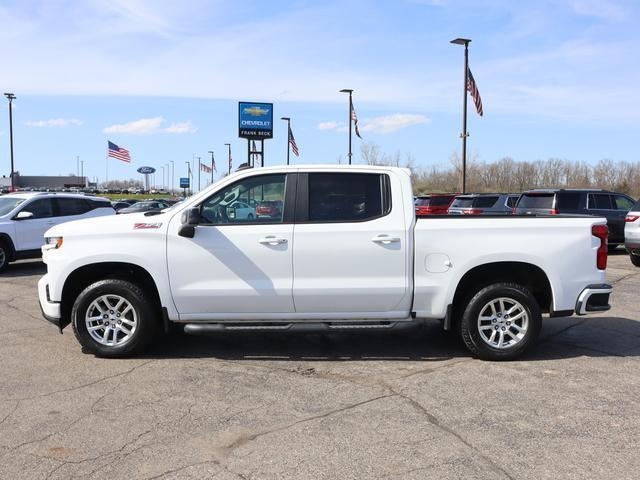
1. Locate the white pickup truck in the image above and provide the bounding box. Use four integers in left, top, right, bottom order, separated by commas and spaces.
38, 166, 613, 360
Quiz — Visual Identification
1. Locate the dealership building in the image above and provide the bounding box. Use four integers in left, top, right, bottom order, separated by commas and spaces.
1, 174, 87, 190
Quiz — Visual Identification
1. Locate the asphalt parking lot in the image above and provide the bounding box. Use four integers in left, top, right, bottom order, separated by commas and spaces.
1, 253, 639, 480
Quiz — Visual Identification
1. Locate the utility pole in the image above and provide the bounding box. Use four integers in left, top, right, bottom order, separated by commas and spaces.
280, 117, 291, 165
225, 143, 231, 175
450, 37, 471, 194
4, 93, 16, 191
339, 89, 353, 165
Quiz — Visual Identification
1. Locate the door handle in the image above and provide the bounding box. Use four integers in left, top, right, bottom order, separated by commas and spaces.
259, 236, 288, 245
371, 235, 400, 244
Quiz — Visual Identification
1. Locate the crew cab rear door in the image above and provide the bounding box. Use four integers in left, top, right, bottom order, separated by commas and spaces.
167, 173, 296, 318
291, 171, 411, 317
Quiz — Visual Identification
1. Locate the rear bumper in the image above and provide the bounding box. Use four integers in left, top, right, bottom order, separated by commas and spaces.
625, 241, 640, 254
38, 275, 62, 329
575, 284, 612, 315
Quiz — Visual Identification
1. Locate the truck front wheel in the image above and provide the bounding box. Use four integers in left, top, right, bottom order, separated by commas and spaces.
459, 282, 542, 361
71, 279, 157, 358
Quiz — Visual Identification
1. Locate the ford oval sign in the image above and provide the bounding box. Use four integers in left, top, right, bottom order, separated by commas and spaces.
137, 166, 156, 174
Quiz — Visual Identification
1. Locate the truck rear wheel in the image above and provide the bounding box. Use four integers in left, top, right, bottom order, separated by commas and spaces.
459, 282, 541, 361
71, 279, 157, 358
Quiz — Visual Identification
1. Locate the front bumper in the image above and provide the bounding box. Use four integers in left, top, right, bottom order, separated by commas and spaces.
575, 284, 613, 315
38, 275, 62, 330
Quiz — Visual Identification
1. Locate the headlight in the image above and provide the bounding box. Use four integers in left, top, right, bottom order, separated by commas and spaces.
44, 236, 63, 249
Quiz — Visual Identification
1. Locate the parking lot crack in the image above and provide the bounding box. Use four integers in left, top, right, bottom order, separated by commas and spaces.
389, 387, 516, 480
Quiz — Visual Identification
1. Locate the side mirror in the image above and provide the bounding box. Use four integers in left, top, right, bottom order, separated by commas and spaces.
178, 207, 201, 238
15, 211, 34, 220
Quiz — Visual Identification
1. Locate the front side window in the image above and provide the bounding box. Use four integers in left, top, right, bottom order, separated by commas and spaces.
474, 196, 499, 208
308, 173, 386, 222
200, 174, 286, 224
0, 197, 25, 216
21, 199, 54, 219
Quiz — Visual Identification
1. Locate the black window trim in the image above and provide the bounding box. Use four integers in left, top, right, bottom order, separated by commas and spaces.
196, 172, 296, 226
294, 172, 392, 224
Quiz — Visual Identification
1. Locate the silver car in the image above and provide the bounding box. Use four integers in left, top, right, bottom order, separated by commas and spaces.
448, 193, 520, 215
625, 200, 640, 267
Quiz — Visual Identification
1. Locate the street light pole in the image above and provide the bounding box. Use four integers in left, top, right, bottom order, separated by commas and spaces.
80, 160, 84, 187
170, 161, 174, 194
196, 156, 201, 192
339, 89, 353, 165
4, 93, 16, 191
185, 161, 191, 196
280, 117, 291, 166
225, 143, 231, 175
450, 37, 471, 194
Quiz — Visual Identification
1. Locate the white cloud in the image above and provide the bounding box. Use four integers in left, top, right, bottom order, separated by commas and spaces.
361, 113, 430, 134
318, 121, 340, 130
164, 120, 197, 134
568, 0, 628, 21
103, 117, 196, 135
25, 118, 83, 128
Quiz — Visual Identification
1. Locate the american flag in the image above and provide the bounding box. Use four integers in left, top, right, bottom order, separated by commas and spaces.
467, 68, 483, 117
350, 99, 362, 139
200, 163, 212, 174
288, 125, 299, 157
107, 141, 131, 162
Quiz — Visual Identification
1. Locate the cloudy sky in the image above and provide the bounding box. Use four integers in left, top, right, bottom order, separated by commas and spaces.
1, 0, 639, 185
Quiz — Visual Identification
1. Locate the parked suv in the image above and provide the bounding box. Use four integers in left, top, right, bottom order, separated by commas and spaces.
415, 194, 457, 215
0, 193, 114, 271
514, 189, 635, 248
448, 193, 519, 215
625, 200, 640, 267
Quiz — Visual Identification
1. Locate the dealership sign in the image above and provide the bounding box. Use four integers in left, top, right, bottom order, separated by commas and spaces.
137, 166, 156, 174
179, 177, 190, 188
238, 102, 273, 139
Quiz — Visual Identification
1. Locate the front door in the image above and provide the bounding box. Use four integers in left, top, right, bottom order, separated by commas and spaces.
292, 171, 411, 318
13, 198, 57, 251
167, 173, 295, 320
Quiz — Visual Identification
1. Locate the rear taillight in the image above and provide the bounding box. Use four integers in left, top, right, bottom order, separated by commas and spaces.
463, 209, 483, 215
626, 215, 639, 222
550, 209, 559, 215
592, 224, 608, 270
512, 208, 517, 215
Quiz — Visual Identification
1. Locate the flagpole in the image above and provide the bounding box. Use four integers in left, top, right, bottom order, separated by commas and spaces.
451, 37, 471, 194
280, 117, 291, 165
208, 151, 214, 184
197, 156, 201, 192
339, 89, 353, 165
105, 143, 108, 186
225, 143, 231, 175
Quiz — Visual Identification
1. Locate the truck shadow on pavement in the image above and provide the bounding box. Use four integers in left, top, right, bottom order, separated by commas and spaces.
144, 316, 640, 362
0, 260, 46, 277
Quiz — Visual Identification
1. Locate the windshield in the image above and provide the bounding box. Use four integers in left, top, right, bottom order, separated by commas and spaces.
0, 197, 25, 216
518, 193, 554, 209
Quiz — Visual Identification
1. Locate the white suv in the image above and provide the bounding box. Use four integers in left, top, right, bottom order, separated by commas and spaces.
625, 200, 640, 267
0, 193, 114, 271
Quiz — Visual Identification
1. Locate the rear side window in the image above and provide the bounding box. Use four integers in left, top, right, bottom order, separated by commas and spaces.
506, 196, 519, 208
588, 194, 613, 210
56, 198, 90, 216
451, 197, 473, 208
556, 192, 581, 210
308, 173, 387, 222
474, 196, 498, 208
89, 199, 112, 209
517, 193, 554, 209
613, 195, 634, 211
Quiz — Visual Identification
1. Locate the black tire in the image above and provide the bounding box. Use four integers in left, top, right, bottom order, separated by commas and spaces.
71, 279, 158, 358
247, 214, 254, 220
631, 254, 640, 267
0, 241, 9, 273
459, 282, 542, 361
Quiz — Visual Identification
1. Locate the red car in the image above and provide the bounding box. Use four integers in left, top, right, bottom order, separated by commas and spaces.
415, 194, 458, 215
256, 200, 283, 218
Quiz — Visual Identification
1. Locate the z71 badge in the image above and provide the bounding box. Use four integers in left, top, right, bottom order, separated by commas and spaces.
133, 223, 162, 230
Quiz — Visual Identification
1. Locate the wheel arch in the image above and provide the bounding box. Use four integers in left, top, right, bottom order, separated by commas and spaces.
451, 261, 553, 322
61, 262, 162, 325
0, 233, 16, 261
